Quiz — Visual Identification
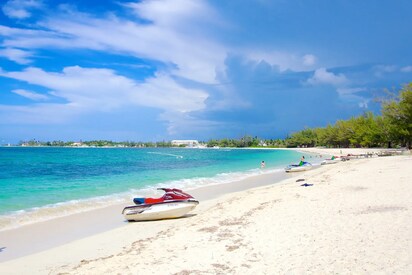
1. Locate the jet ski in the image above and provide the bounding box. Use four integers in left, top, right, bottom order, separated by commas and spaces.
122, 188, 199, 221
285, 162, 312, 172
321, 156, 342, 165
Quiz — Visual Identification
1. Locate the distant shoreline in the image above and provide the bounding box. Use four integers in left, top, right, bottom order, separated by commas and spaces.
2, 145, 409, 151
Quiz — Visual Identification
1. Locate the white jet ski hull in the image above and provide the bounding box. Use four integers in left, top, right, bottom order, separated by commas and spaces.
122, 200, 199, 221
285, 163, 312, 172
321, 158, 341, 165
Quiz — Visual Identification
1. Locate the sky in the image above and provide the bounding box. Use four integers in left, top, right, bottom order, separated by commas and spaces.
0, 0, 412, 144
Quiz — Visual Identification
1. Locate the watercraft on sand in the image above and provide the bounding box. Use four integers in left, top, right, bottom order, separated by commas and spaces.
321, 157, 342, 165
122, 188, 199, 221
285, 162, 312, 172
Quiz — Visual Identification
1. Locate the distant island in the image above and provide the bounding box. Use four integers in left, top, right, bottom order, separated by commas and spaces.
13, 137, 283, 149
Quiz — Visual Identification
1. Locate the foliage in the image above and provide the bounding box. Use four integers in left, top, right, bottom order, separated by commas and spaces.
285, 83, 412, 148
381, 83, 412, 148
18, 140, 172, 148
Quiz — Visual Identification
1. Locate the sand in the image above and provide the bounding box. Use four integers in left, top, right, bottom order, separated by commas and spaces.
0, 149, 411, 274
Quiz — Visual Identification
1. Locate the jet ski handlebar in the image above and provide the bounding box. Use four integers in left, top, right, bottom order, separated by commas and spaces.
157, 188, 183, 192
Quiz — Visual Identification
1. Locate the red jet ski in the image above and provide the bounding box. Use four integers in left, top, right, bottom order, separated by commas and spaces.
122, 188, 199, 221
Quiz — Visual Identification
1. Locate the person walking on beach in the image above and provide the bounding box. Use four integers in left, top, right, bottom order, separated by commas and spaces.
261, 160, 265, 168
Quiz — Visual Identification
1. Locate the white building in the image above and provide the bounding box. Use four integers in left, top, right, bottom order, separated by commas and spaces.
71, 142, 83, 147
171, 140, 199, 147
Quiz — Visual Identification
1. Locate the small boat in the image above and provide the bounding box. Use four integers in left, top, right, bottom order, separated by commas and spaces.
122, 188, 199, 221
285, 162, 312, 172
321, 157, 342, 165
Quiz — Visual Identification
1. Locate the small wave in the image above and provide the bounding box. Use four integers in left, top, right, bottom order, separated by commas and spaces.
0, 193, 131, 232
135, 167, 284, 193
147, 152, 184, 159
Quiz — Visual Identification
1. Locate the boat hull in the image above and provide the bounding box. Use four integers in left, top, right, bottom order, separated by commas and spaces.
285, 164, 312, 172
321, 158, 341, 165
122, 200, 199, 221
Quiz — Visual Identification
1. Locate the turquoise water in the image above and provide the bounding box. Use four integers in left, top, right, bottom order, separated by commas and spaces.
0, 147, 304, 229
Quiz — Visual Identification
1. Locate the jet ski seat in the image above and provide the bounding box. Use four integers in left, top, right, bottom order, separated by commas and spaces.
133, 198, 145, 205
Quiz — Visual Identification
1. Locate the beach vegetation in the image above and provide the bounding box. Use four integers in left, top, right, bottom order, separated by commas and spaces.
17, 140, 173, 148
381, 83, 412, 148
286, 83, 412, 149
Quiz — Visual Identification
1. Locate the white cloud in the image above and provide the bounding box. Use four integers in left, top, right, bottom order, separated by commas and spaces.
0, 25, 52, 36
0, 47, 32, 64
359, 100, 368, 108
0, 103, 82, 124
374, 65, 397, 72
336, 87, 365, 95
244, 51, 300, 72
336, 87, 369, 109
307, 68, 347, 86
0, 0, 218, 131
243, 51, 318, 72
12, 89, 48, 100
1, 0, 226, 84
0, 66, 208, 123
2, 0, 43, 19
401, 66, 412, 72
158, 110, 221, 136
132, 73, 208, 113
302, 54, 316, 66
125, 0, 217, 28
373, 65, 397, 77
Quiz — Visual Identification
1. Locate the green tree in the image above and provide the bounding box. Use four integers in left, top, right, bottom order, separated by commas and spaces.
374, 115, 392, 147
335, 119, 353, 147
322, 124, 339, 147
382, 83, 412, 148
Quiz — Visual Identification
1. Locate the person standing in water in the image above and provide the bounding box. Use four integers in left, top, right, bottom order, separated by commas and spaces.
261, 160, 265, 168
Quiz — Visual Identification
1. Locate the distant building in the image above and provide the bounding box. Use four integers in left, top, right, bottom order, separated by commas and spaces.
70, 142, 83, 147
171, 140, 199, 147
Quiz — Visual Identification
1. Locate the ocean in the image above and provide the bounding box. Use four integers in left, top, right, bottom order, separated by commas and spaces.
0, 147, 307, 230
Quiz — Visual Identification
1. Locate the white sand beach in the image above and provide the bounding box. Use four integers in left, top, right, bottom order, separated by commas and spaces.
1, 149, 411, 274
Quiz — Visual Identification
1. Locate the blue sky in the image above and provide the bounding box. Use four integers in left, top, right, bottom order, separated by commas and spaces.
1, 0, 412, 143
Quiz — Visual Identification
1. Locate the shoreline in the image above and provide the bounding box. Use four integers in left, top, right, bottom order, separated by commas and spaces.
1, 149, 411, 273
0, 166, 293, 262
0, 147, 306, 233
296, 147, 409, 154
1, 146, 397, 233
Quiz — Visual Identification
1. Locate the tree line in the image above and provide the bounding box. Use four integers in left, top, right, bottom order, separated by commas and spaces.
18, 140, 173, 148
286, 83, 412, 148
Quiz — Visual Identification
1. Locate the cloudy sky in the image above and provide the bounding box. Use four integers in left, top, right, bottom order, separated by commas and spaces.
1, 0, 411, 143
